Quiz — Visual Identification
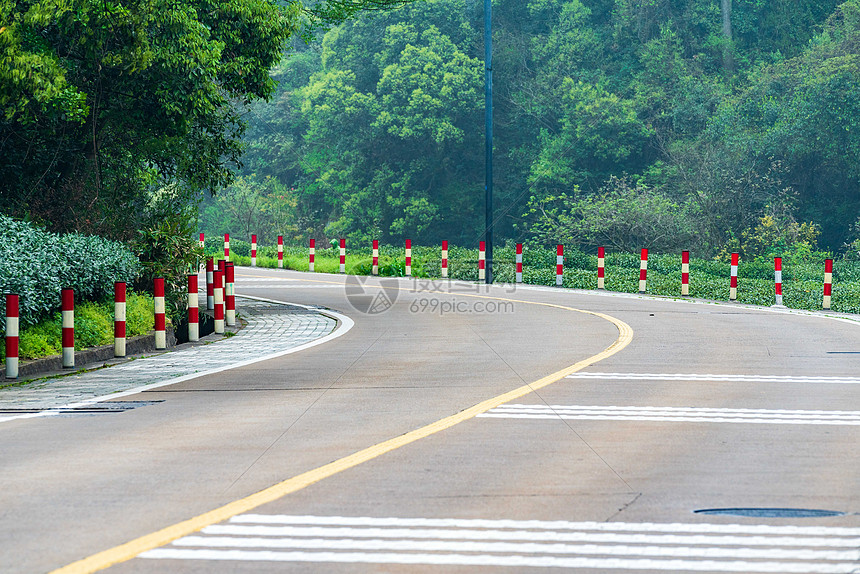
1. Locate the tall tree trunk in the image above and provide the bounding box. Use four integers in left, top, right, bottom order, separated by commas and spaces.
721, 0, 734, 72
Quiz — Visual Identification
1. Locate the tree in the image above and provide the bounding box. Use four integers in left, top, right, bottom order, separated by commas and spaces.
289, 1, 483, 244
721, 0, 734, 72
529, 80, 653, 194
0, 0, 296, 237
700, 0, 860, 247
524, 177, 693, 251
221, 0, 859, 254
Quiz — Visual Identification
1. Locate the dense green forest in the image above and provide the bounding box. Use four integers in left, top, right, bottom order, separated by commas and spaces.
0, 0, 412, 317
200, 0, 860, 259
4, 0, 860, 260
0, 0, 409, 239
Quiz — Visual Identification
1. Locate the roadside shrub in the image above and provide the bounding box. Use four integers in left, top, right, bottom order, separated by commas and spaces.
59, 233, 140, 301
74, 302, 114, 349
133, 186, 203, 325
19, 319, 62, 360
524, 178, 694, 252
0, 215, 140, 329
229, 239, 251, 257
125, 292, 155, 336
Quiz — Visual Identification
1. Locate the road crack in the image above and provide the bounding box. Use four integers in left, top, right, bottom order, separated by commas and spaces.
605, 492, 643, 522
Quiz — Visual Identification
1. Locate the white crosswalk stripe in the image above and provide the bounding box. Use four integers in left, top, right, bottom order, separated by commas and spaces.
140, 514, 860, 572
565, 373, 860, 384
478, 405, 860, 425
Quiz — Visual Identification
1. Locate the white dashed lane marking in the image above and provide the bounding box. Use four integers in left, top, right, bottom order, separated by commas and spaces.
565, 373, 860, 385
478, 405, 860, 425
140, 514, 860, 572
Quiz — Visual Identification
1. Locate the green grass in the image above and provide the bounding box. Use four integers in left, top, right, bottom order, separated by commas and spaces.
209, 242, 853, 313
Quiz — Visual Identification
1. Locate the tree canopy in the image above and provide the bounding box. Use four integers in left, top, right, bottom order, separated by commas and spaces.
5, 0, 860, 257
0, 0, 300, 237
0, 0, 422, 238
219, 0, 860, 256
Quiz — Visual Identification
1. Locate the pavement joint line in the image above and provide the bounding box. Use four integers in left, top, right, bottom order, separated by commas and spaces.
49, 284, 634, 574
0, 296, 350, 423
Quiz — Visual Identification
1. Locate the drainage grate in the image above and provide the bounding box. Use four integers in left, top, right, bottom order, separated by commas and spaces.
0, 400, 164, 416
694, 508, 844, 518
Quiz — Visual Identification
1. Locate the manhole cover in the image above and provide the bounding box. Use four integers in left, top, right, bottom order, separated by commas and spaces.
694, 508, 844, 518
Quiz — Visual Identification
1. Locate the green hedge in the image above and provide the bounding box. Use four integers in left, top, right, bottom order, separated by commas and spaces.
0, 215, 141, 328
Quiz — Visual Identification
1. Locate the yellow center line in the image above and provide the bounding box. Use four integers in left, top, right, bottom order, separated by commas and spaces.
52, 272, 633, 574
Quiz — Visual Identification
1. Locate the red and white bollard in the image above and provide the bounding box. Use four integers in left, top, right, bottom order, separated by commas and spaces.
277, 236, 284, 269
441, 241, 448, 278
339, 238, 346, 273
251, 234, 257, 267
597, 247, 605, 289
556, 244, 564, 286
309, 238, 315, 272
206, 257, 214, 310
639, 249, 648, 293
213, 270, 225, 334
154, 277, 166, 350
372, 240, 379, 276
114, 282, 126, 357
198, 233, 205, 271
225, 262, 236, 327
515, 243, 523, 283
62, 288, 74, 368
823, 258, 833, 310
774, 257, 784, 307
729, 252, 739, 301
187, 275, 199, 342
224, 233, 230, 262
681, 250, 690, 296
479, 241, 486, 281
5, 293, 19, 379
405, 239, 412, 277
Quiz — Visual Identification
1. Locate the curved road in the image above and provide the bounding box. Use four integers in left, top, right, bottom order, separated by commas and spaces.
2, 267, 859, 573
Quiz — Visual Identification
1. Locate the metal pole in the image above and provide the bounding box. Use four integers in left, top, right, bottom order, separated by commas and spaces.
484, 0, 493, 284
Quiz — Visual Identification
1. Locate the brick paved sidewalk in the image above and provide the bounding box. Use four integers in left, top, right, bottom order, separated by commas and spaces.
0, 297, 338, 416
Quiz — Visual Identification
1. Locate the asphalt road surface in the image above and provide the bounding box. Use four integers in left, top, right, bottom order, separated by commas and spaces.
3, 267, 859, 573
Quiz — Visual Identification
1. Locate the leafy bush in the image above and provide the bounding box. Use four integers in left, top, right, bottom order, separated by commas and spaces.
133, 186, 203, 325
74, 302, 114, 349
19, 319, 62, 360
58, 233, 142, 301
125, 293, 155, 336
524, 177, 694, 252
0, 215, 140, 329
228, 239, 252, 257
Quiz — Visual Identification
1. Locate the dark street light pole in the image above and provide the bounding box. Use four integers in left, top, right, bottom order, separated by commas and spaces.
484, 0, 493, 284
